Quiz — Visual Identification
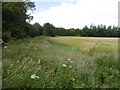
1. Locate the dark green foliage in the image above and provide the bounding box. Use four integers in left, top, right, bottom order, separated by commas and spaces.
2, 31, 11, 43
24, 23, 36, 37
80, 25, 118, 37
43, 23, 55, 37
118, 28, 120, 37
11, 27, 27, 39
2, 2, 35, 42
94, 55, 119, 87
50, 24, 119, 37
33, 23, 43, 36
23, 22, 43, 37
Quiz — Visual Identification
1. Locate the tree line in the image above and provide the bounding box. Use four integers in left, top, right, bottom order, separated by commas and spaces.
2, 2, 120, 43
42, 23, 120, 37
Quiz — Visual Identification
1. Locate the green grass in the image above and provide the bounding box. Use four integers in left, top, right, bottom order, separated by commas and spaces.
2, 36, 119, 88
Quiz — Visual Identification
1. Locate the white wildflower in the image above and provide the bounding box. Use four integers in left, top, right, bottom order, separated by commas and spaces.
110, 67, 112, 70
2, 41, 4, 43
52, 81, 54, 83
75, 76, 77, 78
72, 78, 75, 82
0, 39, 4, 43
31, 74, 39, 79
70, 60, 73, 63
4, 46, 7, 48
69, 66, 72, 68
62, 64, 67, 67
38, 60, 41, 63
68, 59, 71, 61
5, 43, 7, 45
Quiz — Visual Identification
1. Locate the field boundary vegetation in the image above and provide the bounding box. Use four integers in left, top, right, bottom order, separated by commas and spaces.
2, 36, 119, 88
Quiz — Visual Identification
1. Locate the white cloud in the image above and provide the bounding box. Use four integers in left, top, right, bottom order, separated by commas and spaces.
30, 0, 119, 29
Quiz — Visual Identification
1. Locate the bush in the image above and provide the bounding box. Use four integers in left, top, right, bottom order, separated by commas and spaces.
94, 55, 119, 87
11, 27, 27, 39
2, 31, 11, 42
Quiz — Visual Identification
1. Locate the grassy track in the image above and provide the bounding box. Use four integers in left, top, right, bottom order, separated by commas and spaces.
2, 36, 119, 88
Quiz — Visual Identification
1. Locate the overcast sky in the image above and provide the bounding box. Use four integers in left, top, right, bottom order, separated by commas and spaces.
30, 0, 119, 29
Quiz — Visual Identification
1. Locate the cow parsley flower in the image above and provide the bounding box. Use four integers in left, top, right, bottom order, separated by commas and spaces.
4, 46, 7, 48
38, 60, 41, 63
31, 74, 39, 79
110, 67, 112, 70
68, 59, 71, 61
71, 77, 76, 82
70, 60, 73, 63
62, 64, 67, 67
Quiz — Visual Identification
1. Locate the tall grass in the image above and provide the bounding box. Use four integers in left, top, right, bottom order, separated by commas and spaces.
2, 36, 119, 88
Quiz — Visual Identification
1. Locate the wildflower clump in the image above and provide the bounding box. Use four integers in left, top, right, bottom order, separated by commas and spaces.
31, 74, 39, 79
68, 58, 73, 63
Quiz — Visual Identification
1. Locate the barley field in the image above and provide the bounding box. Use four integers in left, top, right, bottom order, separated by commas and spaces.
2, 36, 119, 88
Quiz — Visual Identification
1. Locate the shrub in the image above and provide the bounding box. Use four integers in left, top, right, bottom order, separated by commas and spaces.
11, 27, 27, 39
2, 31, 11, 42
